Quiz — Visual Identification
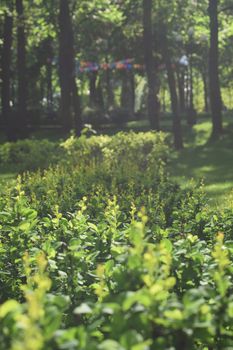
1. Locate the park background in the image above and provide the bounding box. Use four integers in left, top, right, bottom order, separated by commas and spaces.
0, 1, 233, 349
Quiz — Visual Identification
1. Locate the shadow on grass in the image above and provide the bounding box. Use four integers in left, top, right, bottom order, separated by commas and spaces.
170, 122, 233, 206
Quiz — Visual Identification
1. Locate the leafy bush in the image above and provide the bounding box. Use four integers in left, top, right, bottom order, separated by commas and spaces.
1, 131, 233, 349
60, 131, 169, 179
19, 132, 178, 217
0, 139, 61, 172
0, 187, 233, 349
0, 131, 169, 175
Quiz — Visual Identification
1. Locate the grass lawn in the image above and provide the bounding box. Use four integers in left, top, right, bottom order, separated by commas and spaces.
167, 116, 233, 208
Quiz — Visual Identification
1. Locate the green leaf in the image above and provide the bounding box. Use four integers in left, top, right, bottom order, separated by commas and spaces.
74, 303, 92, 315
161, 238, 173, 252
0, 300, 20, 318
98, 340, 125, 350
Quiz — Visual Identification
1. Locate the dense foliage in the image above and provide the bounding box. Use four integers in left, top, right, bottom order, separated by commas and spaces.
0, 139, 61, 172
0, 132, 233, 349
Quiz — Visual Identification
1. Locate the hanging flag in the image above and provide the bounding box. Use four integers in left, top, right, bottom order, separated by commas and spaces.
76, 58, 144, 73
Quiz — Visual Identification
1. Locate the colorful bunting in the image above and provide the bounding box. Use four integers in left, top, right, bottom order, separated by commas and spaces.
76, 58, 144, 73
53, 57, 183, 74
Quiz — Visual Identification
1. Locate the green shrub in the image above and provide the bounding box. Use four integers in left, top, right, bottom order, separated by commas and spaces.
17, 131, 171, 215
1, 131, 233, 349
0, 187, 233, 349
0, 139, 61, 172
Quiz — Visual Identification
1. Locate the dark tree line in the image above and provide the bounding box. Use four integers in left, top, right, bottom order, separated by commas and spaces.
0, 0, 232, 146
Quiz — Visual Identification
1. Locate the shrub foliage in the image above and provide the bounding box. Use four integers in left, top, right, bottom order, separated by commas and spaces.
0, 132, 233, 350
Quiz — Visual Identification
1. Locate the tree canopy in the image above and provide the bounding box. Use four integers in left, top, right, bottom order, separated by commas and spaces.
1, 0, 233, 145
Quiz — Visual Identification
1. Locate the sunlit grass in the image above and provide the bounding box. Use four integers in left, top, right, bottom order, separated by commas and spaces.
169, 115, 233, 208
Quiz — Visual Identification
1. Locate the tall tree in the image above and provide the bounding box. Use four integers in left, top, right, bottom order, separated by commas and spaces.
89, 71, 98, 107
105, 58, 115, 108
45, 37, 54, 112
58, 0, 82, 135
1, 9, 13, 136
16, 0, 28, 138
161, 28, 183, 150
121, 71, 135, 115
176, 67, 186, 113
202, 69, 209, 113
208, 0, 223, 137
143, 0, 160, 130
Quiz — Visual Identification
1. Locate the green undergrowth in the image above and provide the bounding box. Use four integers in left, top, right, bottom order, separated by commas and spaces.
0, 130, 233, 349
1, 185, 233, 349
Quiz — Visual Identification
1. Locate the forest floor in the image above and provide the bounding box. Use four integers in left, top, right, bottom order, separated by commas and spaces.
0, 114, 232, 207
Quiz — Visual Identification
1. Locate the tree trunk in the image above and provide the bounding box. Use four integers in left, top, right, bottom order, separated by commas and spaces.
89, 71, 98, 106
121, 73, 128, 109
16, 0, 28, 138
1, 11, 13, 136
120, 71, 135, 116
185, 71, 190, 113
105, 57, 115, 109
46, 38, 53, 112
208, 0, 222, 137
58, 0, 73, 131
189, 55, 194, 111
187, 54, 197, 126
129, 71, 135, 115
143, 0, 160, 130
202, 70, 209, 113
47, 60, 53, 111
58, 0, 82, 134
176, 67, 185, 113
71, 76, 82, 136
162, 31, 183, 150
162, 88, 166, 113
96, 78, 105, 110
